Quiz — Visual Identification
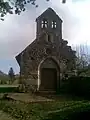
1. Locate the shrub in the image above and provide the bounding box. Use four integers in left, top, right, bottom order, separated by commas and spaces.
61, 76, 90, 99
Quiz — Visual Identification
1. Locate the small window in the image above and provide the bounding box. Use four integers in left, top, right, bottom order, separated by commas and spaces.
48, 34, 51, 42
46, 34, 53, 43
41, 19, 48, 28
51, 21, 57, 28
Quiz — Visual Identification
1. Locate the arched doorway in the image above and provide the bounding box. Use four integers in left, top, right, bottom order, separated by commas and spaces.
38, 58, 60, 91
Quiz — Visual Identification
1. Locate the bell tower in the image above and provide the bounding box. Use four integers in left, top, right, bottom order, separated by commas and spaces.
36, 8, 63, 40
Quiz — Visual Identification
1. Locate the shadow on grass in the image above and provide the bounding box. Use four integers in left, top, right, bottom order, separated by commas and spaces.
35, 92, 86, 101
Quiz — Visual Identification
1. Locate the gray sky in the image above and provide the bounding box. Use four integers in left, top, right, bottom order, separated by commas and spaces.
0, 0, 90, 74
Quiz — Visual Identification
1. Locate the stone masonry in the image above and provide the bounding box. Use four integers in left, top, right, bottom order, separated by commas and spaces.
15, 8, 76, 92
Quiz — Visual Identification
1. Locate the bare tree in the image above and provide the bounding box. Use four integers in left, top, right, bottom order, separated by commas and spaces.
74, 44, 90, 76
75, 44, 88, 68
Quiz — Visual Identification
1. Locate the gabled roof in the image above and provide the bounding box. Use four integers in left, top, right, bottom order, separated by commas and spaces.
15, 39, 37, 66
36, 7, 63, 22
15, 30, 50, 65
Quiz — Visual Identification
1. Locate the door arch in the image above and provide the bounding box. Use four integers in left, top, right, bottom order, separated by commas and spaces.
38, 57, 60, 91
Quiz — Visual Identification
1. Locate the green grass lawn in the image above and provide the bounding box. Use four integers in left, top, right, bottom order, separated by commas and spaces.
0, 99, 89, 120
0, 85, 19, 93
0, 110, 16, 120
0, 85, 19, 87
0, 93, 90, 120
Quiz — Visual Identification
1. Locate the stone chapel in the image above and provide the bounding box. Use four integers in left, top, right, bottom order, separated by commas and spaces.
15, 8, 76, 92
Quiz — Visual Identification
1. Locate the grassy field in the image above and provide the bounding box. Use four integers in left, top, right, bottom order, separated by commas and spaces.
0, 110, 17, 120
0, 93, 90, 120
0, 96, 89, 120
0, 85, 19, 93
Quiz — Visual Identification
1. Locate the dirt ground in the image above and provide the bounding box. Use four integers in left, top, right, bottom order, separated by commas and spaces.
6, 93, 78, 103
7, 93, 54, 103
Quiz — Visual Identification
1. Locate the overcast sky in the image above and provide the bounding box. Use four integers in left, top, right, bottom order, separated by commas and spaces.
0, 0, 90, 74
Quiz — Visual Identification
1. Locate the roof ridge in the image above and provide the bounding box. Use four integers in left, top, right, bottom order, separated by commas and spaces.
36, 7, 62, 22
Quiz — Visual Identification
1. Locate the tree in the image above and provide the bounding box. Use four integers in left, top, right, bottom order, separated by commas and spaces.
74, 44, 90, 76
8, 67, 15, 84
75, 44, 88, 69
0, 0, 66, 21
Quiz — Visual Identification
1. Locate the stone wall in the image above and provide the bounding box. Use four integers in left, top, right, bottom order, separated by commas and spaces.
16, 7, 76, 92
19, 33, 76, 92
36, 8, 62, 39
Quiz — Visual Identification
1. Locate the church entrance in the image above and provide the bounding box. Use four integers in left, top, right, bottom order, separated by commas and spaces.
39, 58, 60, 91
41, 68, 57, 90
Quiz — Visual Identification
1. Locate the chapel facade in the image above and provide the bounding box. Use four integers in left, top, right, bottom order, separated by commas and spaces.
16, 8, 76, 92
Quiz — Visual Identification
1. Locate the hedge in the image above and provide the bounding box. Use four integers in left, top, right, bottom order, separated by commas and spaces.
61, 76, 90, 99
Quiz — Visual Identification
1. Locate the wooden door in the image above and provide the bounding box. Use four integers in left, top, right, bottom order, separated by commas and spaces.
41, 68, 57, 90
